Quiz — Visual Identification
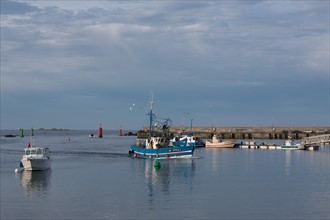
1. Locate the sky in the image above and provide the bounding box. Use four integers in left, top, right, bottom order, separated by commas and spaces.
1, 0, 329, 130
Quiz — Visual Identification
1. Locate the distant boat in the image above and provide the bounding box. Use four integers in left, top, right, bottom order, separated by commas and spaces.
129, 95, 195, 159
4, 134, 16, 138
278, 139, 304, 150
205, 134, 235, 148
171, 134, 205, 148
89, 133, 96, 138
20, 142, 52, 171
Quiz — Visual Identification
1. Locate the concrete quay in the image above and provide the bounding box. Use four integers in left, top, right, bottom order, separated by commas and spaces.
169, 126, 329, 140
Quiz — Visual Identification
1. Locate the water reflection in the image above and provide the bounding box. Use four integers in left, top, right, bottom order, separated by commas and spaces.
285, 150, 292, 176
144, 159, 195, 208
20, 169, 52, 196
207, 149, 221, 172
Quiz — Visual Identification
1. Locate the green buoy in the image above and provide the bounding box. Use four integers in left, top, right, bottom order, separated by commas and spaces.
154, 159, 161, 168
19, 128, 24, 138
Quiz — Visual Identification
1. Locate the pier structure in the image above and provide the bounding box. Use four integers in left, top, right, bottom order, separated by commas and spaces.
301, 134, 330, 146
168, 126, 329, 140
235, 134, 329, 151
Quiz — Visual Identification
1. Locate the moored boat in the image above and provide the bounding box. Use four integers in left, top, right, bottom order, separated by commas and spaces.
171, 134, 205, 148
20, 142, 52, 171
278, 139, 304, 150
205, 134, 235, 148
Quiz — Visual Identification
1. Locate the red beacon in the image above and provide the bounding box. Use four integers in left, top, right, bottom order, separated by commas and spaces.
98, 123, 103, 138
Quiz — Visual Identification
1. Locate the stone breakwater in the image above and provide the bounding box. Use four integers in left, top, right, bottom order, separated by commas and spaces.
169, 126, 329, 139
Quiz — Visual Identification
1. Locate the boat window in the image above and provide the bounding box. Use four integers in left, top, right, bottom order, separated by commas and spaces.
26, 150, 30, 155
31, 150, 37, 154
37, 149, 41, 154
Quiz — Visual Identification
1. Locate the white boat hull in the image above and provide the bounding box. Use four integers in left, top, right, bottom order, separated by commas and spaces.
205, 141, 235, 148
21, 158, 51, 171
278, 145, 304, 150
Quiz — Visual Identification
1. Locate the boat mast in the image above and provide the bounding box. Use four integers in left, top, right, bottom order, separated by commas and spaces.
149, 92, 154, 137
190, 118, 193, 136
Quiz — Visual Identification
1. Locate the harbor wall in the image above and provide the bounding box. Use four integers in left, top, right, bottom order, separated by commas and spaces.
168, 126, 329, 139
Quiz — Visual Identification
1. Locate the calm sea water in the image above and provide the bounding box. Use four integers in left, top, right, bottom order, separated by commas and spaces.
1, 130, 329, 219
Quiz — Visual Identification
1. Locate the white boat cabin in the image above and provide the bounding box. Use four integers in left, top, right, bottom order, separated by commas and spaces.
211, 134, 222, 143
146, 137, 168, 149
23, 146, 51, 160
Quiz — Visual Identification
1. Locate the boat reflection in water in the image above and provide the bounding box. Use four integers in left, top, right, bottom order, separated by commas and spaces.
20, 169, 52, 196
144, 159, 196, 209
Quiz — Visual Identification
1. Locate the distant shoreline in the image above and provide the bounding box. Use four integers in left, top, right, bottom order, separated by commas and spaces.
38, 128, 70, 131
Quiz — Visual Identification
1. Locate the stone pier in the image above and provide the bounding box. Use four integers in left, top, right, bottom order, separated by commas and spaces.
168, 126, 329, 139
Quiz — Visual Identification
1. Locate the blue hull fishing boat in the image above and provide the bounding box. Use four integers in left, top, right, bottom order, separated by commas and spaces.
129, 95, 195, 159
130, 144, 194, 159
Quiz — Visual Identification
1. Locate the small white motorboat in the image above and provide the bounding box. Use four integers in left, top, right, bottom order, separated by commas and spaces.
278, 139, 304, 150
20, 142, 52, 171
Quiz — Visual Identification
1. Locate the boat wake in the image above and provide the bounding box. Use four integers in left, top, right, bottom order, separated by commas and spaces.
53, 150, 129, 158
1, 149, 128, 158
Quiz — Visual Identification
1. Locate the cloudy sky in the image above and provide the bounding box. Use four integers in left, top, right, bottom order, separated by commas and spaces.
1, 0, 329, 130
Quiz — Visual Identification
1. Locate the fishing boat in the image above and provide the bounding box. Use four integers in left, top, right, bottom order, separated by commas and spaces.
278, 139, 304, 150
171, 134, 205, 148
129, 95, 195, 159
20, 142, 52, 171
205, 134, 236, 148
171, 118, 205, 148
129, 136, 194, 159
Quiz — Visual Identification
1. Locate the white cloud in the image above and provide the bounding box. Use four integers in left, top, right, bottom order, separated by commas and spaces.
1, 1, 329, 128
